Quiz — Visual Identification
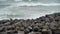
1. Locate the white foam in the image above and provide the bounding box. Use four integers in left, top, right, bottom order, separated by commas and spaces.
12, 2, 60, 6
0, 11, 58, 20
0, 2, 60, 20
1, 2, 60, 11
14, 0, 22, 2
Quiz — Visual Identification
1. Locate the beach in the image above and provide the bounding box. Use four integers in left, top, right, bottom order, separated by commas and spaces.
0, 13, 60, 34
0, 0, 60, 34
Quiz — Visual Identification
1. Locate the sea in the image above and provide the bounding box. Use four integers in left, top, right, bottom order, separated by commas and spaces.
0, 0, 60, 20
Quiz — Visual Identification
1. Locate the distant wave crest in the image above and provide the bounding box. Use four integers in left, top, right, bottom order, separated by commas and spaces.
12, 2, 60, 6
1, 2, 60, 11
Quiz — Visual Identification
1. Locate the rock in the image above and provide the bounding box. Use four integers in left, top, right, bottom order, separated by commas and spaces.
6, 26, 15, 30
4, 22, 11, 26
0, 32, 7, 34
20, 27, 24, 31
42, 31, 50, 34
28, 31, 36, 34
35, 32, 42, 34
52, 29, 60, 34
42, 29, 50, 34
7, 32, 13, 34
24, 29, 30, 34
42, 29, 48, 32
18, 31, 24, 34
33, 26, 39, 32
0, 27, 5, 32
29, 32, 42, 34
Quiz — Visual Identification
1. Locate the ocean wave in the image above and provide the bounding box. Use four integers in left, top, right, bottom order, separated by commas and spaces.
1, 2, 60, 10
14, 0, 22, 2
0, 0, 7, 1
0, 1, 60, 20
0, 11, 59, 20
12, 2, 60, 7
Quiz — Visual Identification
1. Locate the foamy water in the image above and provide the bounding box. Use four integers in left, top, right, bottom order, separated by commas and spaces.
0, 0, 60, 20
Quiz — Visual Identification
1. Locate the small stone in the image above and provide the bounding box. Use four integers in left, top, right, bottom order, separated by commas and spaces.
28, 31, 36, 34
20, 27, 24, 31
18, 31, 24, 34
52, 30, 60, 34
42, 29, 48, 32
33, 28, 39, 32
35, 32, 42, 34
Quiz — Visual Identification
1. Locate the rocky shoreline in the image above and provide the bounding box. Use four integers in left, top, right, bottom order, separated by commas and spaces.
0, 13, 60, 34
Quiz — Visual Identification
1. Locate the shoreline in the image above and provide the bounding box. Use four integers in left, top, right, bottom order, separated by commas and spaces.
0, 13, 60, 34
0, 11, 59, 20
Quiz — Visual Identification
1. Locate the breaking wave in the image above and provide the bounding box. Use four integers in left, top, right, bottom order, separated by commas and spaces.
1, 2, 60, 10
0, 0, 60, 20
11, 2, 60, 6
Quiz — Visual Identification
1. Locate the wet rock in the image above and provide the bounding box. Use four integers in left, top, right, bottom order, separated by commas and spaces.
6, 26, 15, 30
28, 31, 36, 34
7, 32, 12, 34
54, 13, 60, 16
33, 26, 39, 32
0, 32, 7, 34
18, 31, 24, 34
0, 27, 5, 32
42, 29, 48, 32
52, 29, 60, 34
20, 27, 24, 31
4, 22, 11, 26
29, 32, 42, 34
42, 29, 50, 34
35, 32, 42, 34
24, 27, 32, 34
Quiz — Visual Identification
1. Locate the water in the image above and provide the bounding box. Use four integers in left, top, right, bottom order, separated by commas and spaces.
0, 0, 60, 20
